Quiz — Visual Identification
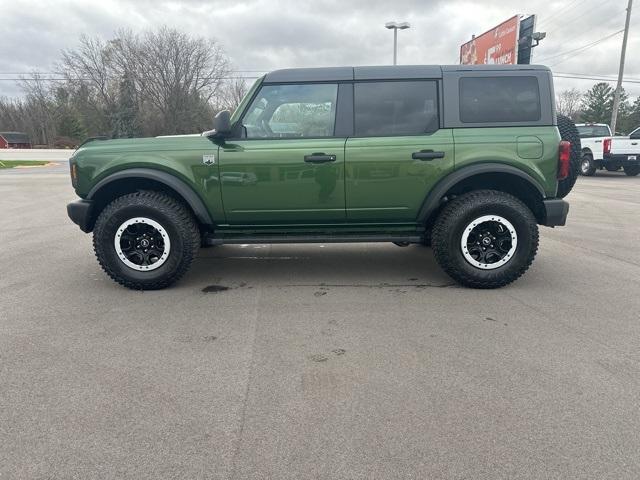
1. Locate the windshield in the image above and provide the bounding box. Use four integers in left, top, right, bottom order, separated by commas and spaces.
577, 125, 611, 138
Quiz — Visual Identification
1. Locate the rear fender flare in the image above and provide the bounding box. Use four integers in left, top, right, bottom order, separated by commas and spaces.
417, 163, 546, 223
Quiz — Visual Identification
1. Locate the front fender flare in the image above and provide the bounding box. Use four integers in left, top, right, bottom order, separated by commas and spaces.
87, 168, 213, 226
417, 163, 547, 223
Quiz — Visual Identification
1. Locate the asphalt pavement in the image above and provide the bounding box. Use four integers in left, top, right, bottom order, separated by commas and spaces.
1, 164, 640, 479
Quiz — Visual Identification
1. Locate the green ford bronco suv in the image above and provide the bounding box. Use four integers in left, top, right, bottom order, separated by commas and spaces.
67, 65, 577, 290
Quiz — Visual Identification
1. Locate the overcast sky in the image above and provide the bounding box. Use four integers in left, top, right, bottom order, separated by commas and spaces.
1, 0, 638, 98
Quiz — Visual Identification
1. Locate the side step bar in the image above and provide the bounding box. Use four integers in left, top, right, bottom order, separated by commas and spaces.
203, 234, 423, 246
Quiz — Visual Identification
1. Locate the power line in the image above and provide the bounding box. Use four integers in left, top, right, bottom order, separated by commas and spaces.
536, 29, 624, 64
553, 73, 640, 84
540, 6, 627, 58
556, 71, 640, 82
541, 0, 614, 32
0, 70, 267, 75
537, 0, 587, 30
0, 76, 261, 82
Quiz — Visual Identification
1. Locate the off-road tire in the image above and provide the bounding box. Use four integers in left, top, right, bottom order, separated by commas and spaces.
93, 191, 200, 290
624, 165, 640, 176
580, 153, 596, 176
431, 190, 539, 289
556, 114, 581, 197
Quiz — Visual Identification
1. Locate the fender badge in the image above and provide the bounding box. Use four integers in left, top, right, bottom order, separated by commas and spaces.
202, 154, 216, 165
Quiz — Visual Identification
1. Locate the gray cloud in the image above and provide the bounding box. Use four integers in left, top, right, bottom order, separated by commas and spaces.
0, 0, 638, 97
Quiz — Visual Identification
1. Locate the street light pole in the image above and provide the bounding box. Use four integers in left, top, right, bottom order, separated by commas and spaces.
393, 28, 398, 65
385, 21, 410, 65
611, 0, 633, 135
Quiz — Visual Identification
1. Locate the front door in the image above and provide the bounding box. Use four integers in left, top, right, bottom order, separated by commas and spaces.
219, 82, 346, 225
345, 80, 454, 222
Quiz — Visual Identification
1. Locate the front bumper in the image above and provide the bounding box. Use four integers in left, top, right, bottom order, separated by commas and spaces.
603, 153, 640, 167
542, 199, 569, 227
67, 199, 94, 233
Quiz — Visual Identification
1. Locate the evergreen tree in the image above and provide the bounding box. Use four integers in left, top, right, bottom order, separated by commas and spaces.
581, 82, 614, 124
114, 75, 139, 138
620, 96, 640, 134
57, 111, 86, 140
54, 86, 87, 142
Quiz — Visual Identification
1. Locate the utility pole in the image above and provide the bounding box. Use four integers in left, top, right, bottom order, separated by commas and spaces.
611, 0, 633, 135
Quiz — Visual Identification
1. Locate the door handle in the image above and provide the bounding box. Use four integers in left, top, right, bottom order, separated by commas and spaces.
412, 150, 445, 161
304, 153, 337, 163
595, 140, 602, 143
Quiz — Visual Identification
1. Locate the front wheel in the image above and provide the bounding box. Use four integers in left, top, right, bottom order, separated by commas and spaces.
581, 154, 596, 176
431, 190, 539, 289
93, 191, 200, 290
624, 165, 640, 176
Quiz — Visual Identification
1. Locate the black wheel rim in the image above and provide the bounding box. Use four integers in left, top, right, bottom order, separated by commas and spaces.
461, 215, 517, 270
114, 217, 170, 271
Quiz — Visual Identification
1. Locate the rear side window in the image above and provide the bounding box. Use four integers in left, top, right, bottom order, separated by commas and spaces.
354, 81, 439, 136
577, 125, 611, 138
459, 76, 541, 123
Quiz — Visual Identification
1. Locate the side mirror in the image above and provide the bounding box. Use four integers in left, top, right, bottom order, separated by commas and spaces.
202, 110, 232, 138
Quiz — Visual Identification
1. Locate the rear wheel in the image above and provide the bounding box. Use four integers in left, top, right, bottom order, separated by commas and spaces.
624, 165, 640, 176
93, 191, 200, 290
581, 154, 596, 176
432, 190, 539, 289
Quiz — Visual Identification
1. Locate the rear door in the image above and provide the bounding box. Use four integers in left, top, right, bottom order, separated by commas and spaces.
344, 80, 454, 222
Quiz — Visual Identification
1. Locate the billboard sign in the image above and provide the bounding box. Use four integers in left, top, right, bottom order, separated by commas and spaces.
460, 16, 520, 65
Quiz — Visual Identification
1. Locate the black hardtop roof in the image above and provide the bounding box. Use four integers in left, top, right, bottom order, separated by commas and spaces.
263, 64, 551, 83
0, 132, 30, 143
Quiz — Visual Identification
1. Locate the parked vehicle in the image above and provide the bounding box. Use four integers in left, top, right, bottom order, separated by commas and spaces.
576, 123, 640, 176
67, 65, 574, 290
575, 123, 611, 176
606, 127, 640, 176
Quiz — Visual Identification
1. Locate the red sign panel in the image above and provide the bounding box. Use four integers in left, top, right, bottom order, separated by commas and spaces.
460, 16, 520, 65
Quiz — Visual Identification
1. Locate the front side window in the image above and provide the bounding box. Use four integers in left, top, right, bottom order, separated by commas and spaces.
241, 83, 338, 138
354, 81, 439, 136
459, 76, 541, 123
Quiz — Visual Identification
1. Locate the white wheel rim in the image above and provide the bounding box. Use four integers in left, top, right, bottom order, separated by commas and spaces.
581, 160, 590, 173
460, 215, 518, 270
114, 217, 171, 271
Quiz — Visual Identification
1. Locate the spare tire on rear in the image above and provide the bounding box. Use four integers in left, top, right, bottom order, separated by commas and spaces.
556, 114, 581, 198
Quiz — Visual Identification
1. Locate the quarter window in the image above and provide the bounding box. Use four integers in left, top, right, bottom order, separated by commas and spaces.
459, 76, 541, 123
354, 81, 439, 136
241, 83, 338, 138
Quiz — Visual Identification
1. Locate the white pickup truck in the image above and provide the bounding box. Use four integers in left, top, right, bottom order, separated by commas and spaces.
577, 123, 640, 176
607, 126, 640, 176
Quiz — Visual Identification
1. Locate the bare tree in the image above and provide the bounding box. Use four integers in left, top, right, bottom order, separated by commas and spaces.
111, 27, 230, 134
217, 77, 249, 112
556, 88, 583, 121
16, 73, 58, 144
55, 26, 230, 137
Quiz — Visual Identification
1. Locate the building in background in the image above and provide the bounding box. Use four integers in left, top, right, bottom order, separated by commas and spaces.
0, 132, 32, 149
